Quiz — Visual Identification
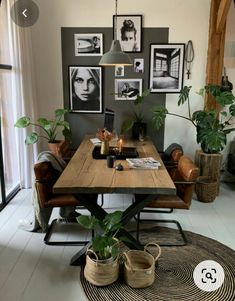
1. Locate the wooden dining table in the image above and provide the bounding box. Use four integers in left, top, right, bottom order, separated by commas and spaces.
53, 135, 176, 265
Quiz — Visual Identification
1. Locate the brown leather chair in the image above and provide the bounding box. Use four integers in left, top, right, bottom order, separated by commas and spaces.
136, 155, 199, 246
34, 161, 89, 246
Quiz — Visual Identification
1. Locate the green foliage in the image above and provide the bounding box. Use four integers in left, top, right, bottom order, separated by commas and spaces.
152, 85, 235, 154
121, 89, 151, 134
77, 211, 123, 260
14, 108, 72, 145
152, 106, 168, 130
177, 86, 191, 106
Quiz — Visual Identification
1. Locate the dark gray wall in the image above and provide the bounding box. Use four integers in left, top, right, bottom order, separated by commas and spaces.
61, 27, 168, 151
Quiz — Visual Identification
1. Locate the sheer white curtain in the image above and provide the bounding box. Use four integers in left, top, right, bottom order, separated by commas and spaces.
0, 0, 38, 188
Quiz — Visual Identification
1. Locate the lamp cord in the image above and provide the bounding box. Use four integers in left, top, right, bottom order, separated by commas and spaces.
114, 0, 118, 40
185, 40, 194, 79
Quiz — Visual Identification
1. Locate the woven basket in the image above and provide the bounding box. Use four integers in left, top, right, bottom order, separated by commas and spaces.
195, 176, 218, 203
123, 243, 161, 288
84, 249, 119, 286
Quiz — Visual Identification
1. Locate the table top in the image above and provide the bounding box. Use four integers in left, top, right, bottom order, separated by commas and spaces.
53, 135, 176, 195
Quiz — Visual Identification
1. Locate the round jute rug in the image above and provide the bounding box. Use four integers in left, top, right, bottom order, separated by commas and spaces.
80, 227, 235, 301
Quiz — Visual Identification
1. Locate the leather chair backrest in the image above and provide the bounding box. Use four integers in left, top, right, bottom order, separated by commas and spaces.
171, 148, 183, 162
174, 155, 199, 208
146, 155, 199, 210
165, 148, 184, 180
176, 155, 199, 181
34, 161, 61, 208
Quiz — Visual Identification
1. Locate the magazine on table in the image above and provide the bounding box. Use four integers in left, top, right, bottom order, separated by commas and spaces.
126, 157, 161, 169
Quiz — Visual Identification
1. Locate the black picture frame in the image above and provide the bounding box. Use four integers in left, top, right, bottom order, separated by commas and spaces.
113, 15, 142, 53
149, 43, 185, 93
69, 66, 103, 113
74, 33, 103, 56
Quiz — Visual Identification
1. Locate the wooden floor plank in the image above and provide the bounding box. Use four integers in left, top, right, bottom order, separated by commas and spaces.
0, 183, 234, 301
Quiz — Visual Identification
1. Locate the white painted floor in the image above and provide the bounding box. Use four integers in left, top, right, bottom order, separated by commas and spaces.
0, 182, 235, 301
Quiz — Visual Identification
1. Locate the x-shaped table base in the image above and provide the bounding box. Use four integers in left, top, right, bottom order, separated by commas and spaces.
70, 193, 158, 266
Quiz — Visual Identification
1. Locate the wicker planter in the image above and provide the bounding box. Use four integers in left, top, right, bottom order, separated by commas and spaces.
84, 249, 119, 286
123, 243, 161, 288
195, 176, 218, 203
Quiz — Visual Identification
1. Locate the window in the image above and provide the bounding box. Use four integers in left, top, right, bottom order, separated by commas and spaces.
0, 0, 20, 209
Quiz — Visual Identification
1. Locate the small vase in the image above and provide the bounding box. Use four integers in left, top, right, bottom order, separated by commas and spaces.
101, 141, 109, 155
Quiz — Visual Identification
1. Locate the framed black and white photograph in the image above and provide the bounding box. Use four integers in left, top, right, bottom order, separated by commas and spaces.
69, 66, 103, 113
149, 43, 185, 93
134, 58, 144, 73
115, 79, 142, 100
74, 33, 103, 56
115, 65, 124, 77
113, 15, 142, 52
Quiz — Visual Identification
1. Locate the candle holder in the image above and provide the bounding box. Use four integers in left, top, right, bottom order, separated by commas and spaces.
118, 139, 123, 153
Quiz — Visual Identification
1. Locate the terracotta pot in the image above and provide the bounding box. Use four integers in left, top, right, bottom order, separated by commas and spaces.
48, 140, 69, 157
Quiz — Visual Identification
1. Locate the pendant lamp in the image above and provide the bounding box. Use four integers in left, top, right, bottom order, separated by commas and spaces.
99, 0, 132, 66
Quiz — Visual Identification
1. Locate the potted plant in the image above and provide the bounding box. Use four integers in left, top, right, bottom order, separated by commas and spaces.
121, 89, 151, 139
14, 108, 72, 155
152, 85, 235, 153
152, 84, 235, 195
77, 210, 123, 286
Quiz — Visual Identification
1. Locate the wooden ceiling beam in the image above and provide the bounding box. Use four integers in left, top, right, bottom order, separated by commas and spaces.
217, 0, 232, 33
205, 0, 231, 111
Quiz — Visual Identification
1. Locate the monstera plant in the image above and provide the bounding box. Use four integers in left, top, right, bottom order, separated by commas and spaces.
152, 85, 235, 154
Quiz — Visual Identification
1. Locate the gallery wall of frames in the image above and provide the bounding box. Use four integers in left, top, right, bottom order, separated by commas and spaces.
61, 20, 185, 151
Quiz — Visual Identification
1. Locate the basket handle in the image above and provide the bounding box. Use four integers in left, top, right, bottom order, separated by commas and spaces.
86, 248, 99, 265
122, 252, 134, 271
144, 242, 161, 262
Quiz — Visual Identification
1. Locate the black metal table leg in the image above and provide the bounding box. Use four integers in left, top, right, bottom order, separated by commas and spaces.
70, 242, 92, 266
69, 193, 158, 265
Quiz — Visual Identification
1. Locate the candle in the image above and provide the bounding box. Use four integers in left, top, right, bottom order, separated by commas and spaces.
118, 139, 123, 153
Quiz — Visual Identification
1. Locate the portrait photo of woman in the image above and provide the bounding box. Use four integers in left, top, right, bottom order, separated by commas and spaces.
69, 66, 102, 113
114, 15, 142, 52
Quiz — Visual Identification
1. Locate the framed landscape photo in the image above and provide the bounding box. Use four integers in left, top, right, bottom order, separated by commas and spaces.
113, 15, 142, 52
74, 33, 103, 56
69, 66, 103, 113
149, 43, 185, 93
115, 79, 142, 100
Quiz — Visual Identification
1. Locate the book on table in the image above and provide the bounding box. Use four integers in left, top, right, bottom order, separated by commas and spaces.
126, 157, 161, 169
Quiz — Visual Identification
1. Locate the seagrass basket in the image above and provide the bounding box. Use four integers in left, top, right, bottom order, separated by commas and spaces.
123, 243, 161, 288
195, 176, 218, 203
84, 249, 119, 286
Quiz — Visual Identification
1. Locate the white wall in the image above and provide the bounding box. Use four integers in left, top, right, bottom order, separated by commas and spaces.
31, 0, 211, 158
222, 4, 235, 169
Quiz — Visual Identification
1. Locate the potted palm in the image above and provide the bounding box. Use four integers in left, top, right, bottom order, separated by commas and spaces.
121, 89, 151, 139
77, 211, 123, 286
152, 85, 235, 196
14, 108, 72, 155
